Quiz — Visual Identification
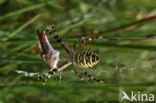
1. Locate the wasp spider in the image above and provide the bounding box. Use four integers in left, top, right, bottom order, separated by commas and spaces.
37, 25, 110, 83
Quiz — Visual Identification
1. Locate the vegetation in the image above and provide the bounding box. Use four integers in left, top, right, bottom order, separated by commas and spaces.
0, 0, 156, 102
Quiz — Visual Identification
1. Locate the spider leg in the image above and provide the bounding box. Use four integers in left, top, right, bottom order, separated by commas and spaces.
73, 66, 106, 83
71, 29, 115, 49
39, 61, 72, 82
72, 66, 86, 80
46, 25, 71, 54
77, 35, 116, 43
73, 42, 77, 50
82, 70, 105, 83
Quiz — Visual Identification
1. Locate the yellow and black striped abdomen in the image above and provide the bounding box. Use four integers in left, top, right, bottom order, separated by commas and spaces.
74, 50, 100, 68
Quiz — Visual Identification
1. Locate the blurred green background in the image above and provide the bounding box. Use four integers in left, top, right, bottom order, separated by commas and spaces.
0, 0, 156, 102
